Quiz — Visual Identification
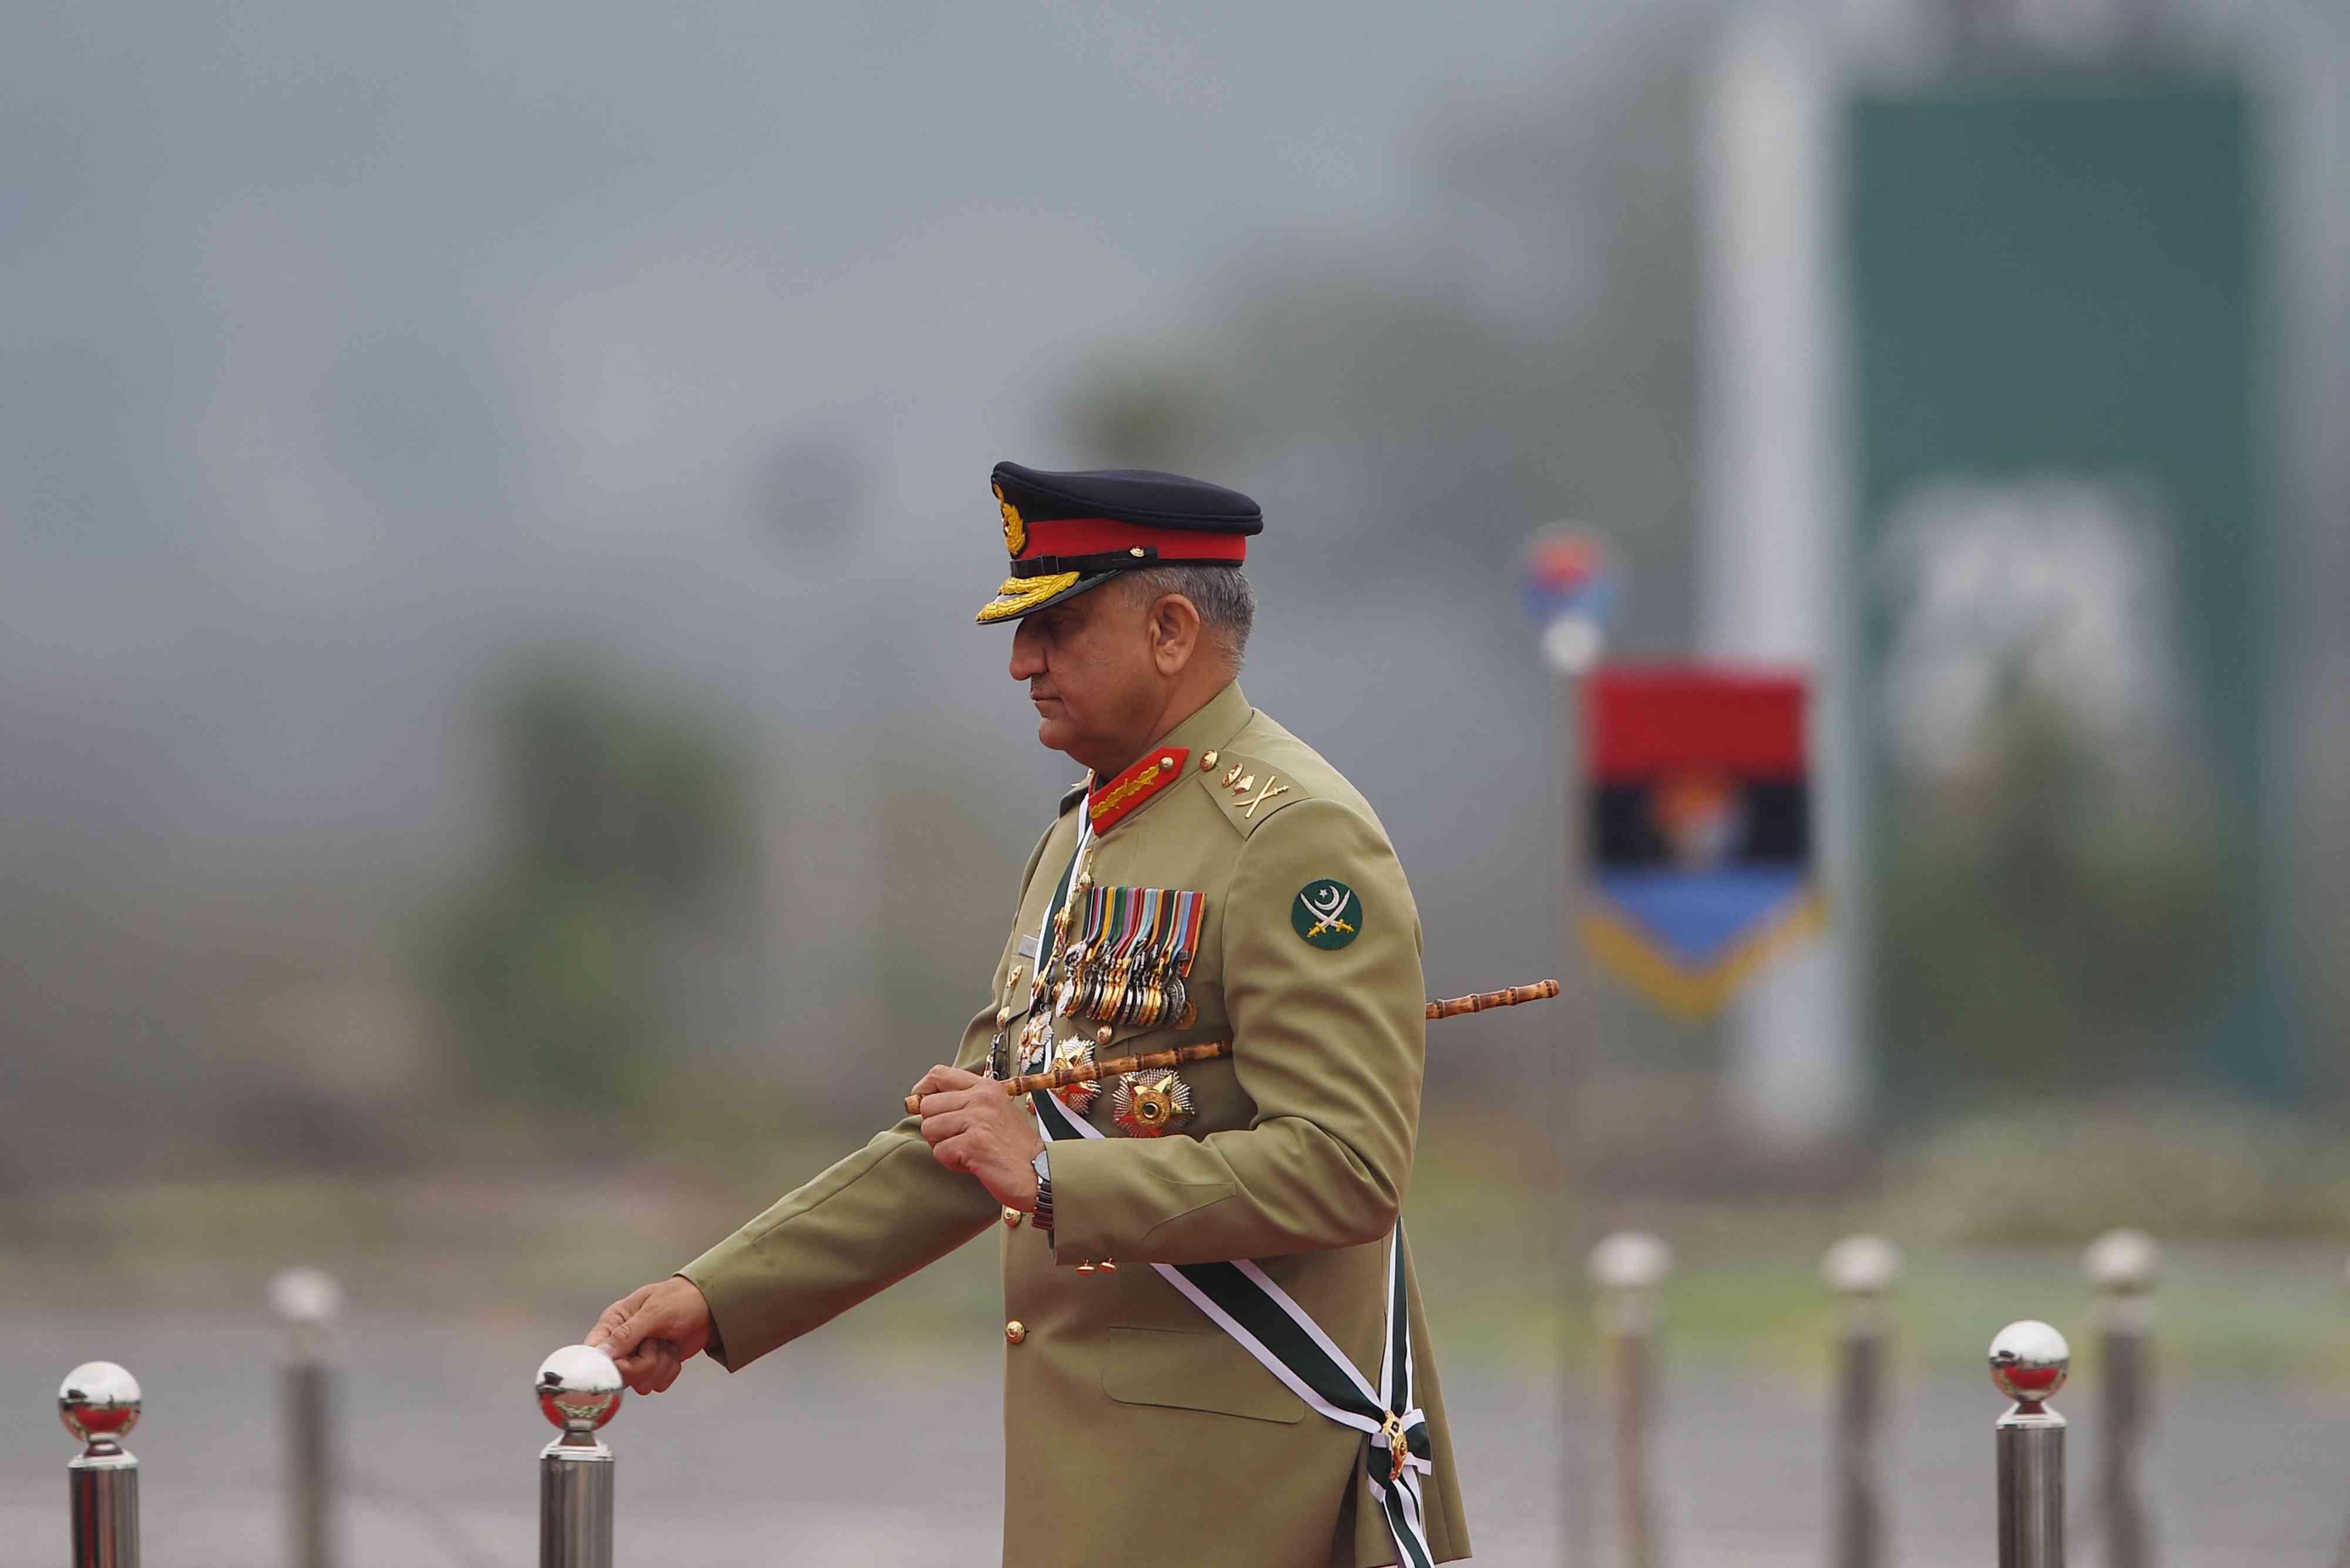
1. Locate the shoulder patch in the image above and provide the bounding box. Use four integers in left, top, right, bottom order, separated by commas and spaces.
1291, 878, 1363, 948
1196, 752, 1310, 836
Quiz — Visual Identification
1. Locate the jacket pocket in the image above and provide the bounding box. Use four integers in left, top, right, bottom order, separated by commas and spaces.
1100, 1325, 1304, 1425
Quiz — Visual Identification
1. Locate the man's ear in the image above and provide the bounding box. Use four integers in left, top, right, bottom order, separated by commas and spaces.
1147, 593, 1203, 676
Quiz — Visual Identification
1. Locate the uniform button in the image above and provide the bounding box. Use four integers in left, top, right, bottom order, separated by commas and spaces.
1076, 1261, 1096, 1274
1002, 1206, 1023, 1229
1005, 1320, 1027, 1345
1098, 1259, 1117, 1272
1200, 751, 1218, 771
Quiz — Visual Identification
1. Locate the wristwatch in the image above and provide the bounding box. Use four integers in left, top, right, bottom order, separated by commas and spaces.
1029, 1146, 1054, 1234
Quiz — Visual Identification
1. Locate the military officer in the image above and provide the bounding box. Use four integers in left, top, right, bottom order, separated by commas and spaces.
588, 462, 1471, 1566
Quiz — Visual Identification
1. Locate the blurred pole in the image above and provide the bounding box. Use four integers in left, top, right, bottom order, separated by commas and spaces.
536, 1345, 623, 1568
1699, 14, 1866, 1154
1590, 1233, 1671, 1568
2336, 1257, 2350, 1568
58, 1361, 143, 1568
1822, 1236, 1901, 1568
270, 1267, 345, 1568
1989, 1320, 2072, 1568
1539, 585, 1606, 1568
2082, 1230, 2158, 1568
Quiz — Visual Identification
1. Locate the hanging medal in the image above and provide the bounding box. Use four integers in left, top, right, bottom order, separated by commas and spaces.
1119, 889, 1161, 1028
1164, 889, 1205, 1027
1114, 888, 1153, 1026
1136, 888, 1177, 1027
1077, 886, 1113, 1018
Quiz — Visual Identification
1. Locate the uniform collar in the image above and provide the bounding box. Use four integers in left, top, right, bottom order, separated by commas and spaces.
1082, 682, 1253, 836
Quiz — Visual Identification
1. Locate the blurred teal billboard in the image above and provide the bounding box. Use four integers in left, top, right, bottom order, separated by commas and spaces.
1844, 74, 2296, 1101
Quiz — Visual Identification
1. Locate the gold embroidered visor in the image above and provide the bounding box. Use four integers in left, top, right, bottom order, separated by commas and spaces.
975, 571, 1083, 624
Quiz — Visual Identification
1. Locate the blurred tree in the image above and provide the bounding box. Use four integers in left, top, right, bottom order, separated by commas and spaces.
420, 659, 754, 1119
1879, 686, 2224, 1097
1053, 19, 1706, 654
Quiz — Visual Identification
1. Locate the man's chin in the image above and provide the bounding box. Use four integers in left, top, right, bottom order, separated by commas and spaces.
1033, 712, 1076, 754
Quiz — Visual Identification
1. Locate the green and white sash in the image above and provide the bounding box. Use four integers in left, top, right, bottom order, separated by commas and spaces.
1032, 1091, 1436, 1564
1023, 816, 1437, 1565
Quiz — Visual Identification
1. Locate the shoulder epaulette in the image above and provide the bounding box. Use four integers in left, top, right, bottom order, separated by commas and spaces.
1194, 751, 1311, 837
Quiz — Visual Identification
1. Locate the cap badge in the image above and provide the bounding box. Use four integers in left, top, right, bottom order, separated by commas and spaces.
994, 483, 1027, 558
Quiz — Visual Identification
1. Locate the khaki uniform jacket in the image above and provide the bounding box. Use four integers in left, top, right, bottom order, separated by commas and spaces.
683, 683, 1471, 1566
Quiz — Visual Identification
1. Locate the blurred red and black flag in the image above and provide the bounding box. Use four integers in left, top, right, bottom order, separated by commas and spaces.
1581, 666, 1824, 1018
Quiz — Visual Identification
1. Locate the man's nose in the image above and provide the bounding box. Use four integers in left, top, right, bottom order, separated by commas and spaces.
1008, 622, 1045, 681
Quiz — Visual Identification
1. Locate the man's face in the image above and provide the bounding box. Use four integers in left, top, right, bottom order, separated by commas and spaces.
1008, 585, 1161, 770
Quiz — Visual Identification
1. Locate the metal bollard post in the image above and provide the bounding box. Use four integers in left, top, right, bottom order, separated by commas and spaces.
1822, 1236, 1901, 1568
1589, 1231, 1671, 1568
1990, 1319, 2071, 1568
2082, 1230, 2157, 1568
2335, 1258, 2350, 1568
59, 1361, 142, 1568
270, 1267, 345, 1568
536, 1344, 623, 1568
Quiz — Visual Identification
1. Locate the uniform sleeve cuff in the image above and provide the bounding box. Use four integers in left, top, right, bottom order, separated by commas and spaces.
675, 1254, 760, 1371
1036, 1135, 1234, 1265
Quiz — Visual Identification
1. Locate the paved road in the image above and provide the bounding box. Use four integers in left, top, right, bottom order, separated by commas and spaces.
6, 1314, 2346, 1564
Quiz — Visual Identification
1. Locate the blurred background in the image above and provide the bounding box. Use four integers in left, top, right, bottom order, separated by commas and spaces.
2, 0, 2345, 1563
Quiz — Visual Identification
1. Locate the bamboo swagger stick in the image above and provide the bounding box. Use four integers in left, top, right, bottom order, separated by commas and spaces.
1008, 1039, 1232, 1101
905, 979, 1560, 1112
1424, 979, 1560, 1019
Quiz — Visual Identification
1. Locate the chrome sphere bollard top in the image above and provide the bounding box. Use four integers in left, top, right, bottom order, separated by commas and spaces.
1821, 1234, 1902, 1298
268, 1265, 347, 1327
1587, 1230, 1671, 1335
536, 1345, 623, 1451
1587, 1231, 1673, 1293
269, 1265, 345, 1361
1988, 1320, 2070, 1411
2082, 1228, 2160, 1295
59, 1361, 142, 1457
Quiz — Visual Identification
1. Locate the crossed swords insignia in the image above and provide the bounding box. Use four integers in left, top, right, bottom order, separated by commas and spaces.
1299, 882, 1355, 938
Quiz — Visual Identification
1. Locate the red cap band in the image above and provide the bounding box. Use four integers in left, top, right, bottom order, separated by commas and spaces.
1020, 517, 1248, 564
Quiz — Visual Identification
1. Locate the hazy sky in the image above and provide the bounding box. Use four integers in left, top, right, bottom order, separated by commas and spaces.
1, 1, 1674, 853
8, 0, 2331, 843
3, 1, 2339, 1123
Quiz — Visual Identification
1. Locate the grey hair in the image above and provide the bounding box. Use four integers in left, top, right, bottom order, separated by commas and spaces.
1122, 563, 1256, 669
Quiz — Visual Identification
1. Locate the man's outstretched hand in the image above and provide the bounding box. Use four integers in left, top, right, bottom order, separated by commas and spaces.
586, 1276, 714, 1395
911, 1063, 1045, 1211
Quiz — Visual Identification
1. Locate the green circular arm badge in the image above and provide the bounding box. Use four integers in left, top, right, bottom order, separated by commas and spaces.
1292, 879, 1362, 949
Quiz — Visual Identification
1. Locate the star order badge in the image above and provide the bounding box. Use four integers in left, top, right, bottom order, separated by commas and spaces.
1049, 1036, 1100, 1114
1111, 1070, 1195, 1137
1292, 879, 1361, 949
